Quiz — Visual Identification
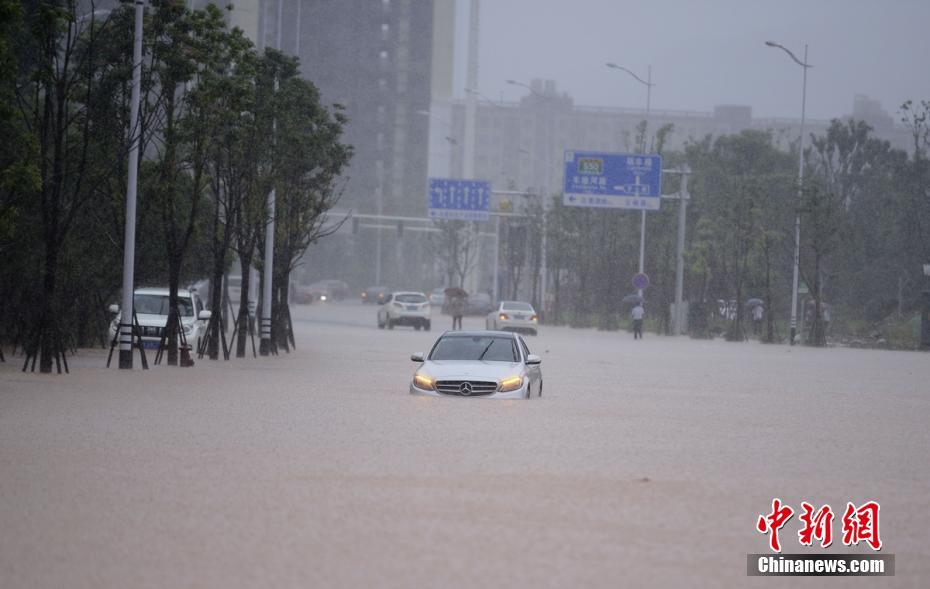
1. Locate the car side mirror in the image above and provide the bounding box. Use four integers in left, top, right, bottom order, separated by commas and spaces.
526, 354, 541, 365
198, 310, 212, 320
410, 352, 424, 362
108, 304, 119, 314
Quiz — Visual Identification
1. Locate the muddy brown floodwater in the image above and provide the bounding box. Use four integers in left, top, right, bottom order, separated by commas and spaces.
2, 301, 928, 588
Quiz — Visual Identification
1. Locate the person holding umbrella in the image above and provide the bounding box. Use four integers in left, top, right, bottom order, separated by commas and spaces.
747, 298, 764, 336
445, 287, 467, 330
622, 294, 644, 340
631, 302, 645, 340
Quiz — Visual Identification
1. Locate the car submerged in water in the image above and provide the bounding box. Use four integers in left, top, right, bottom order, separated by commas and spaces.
378, 291, 431, 330
108, 288, 211, 351
486, 300, 539, 335
409, 331, 542, 399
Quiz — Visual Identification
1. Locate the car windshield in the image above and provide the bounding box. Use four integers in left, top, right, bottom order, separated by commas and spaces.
502, 302, 534, 311
134, 294, 193, 317
396, 294, 426, 303
429, 335, 518, 362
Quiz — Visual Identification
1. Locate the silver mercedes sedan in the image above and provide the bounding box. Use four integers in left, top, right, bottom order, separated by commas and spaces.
409, 331, 543, 399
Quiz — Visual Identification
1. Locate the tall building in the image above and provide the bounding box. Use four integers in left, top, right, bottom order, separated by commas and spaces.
261, 0, 454, 219
252, 0, 457, 289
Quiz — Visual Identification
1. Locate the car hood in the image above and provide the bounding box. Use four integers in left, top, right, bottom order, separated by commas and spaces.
419, 360, 525, 381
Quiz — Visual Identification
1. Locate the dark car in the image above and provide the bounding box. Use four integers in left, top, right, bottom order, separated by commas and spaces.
361, 286, 390, 304
319, 279, 350, 300
293, 279, 350, 304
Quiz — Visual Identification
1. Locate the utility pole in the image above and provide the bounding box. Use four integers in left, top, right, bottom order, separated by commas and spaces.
260, 0, 284, 356
118, 0, 144, 369
463, 0, 479, 292
672, 166, 690, 335
765, 40, 810, 345
606, 62, 655, 298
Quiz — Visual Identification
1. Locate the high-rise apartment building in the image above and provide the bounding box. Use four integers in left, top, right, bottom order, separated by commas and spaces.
260, 0, 455, 219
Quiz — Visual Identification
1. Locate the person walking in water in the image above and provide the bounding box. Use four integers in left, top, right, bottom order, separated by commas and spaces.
752, 304, 764, 336
450, 294, 466, 330
631, 303, 645, 340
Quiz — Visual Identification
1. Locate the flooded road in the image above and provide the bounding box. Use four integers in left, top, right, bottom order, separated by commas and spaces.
2, 301, 928, 587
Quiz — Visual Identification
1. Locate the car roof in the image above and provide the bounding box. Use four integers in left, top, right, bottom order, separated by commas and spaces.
500, 300, 534, 306
391, 291, 426, 296
135, 287, 192, 297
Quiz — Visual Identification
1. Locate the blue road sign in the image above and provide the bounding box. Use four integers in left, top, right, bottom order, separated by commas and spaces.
632, 272, 650, 290
563, 151, 663, 210
428, 178, 491, 221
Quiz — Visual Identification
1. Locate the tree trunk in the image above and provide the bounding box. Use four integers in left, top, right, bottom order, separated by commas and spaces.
208, 202, 225, 360
39, 242, 59, 373
166, 262, 181, 366
236, 255, 253, 358
763, 244, 775, 344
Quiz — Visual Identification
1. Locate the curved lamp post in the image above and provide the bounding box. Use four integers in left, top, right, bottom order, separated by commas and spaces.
605, 62, 654, 296
765, 40, 810, 345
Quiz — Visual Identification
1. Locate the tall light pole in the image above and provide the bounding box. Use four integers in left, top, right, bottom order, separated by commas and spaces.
260, 0, 284, 356
606, 62, 654, 298
506, 79, 551, 313
765, 41, 810, 345
118, 0, 144, 369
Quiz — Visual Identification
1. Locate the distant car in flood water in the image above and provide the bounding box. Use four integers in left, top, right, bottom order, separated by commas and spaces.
361, 286, 390, 305
486, 300, 538, 336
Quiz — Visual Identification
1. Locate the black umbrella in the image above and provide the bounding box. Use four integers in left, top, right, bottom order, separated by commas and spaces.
444, 286, 468, 298
746, 298, 764, 307
621, 293, 643, 305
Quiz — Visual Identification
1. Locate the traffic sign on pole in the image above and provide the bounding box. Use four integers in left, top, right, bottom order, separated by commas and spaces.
632, 272, 650, 291
563, 151, 662, 210
428, 178, 491, 221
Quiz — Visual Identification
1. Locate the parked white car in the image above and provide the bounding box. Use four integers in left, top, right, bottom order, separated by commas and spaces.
109, 288, 211, 351
377, 291, 431, 331
486, 300, 538, 335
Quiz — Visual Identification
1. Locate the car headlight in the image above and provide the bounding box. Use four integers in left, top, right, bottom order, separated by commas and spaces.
320, 295, 327, 301
499, 313, 509, 320
498, 376, 523, 392
183, 323, 193, 335
530, 314, 538, 322
413, 373, 435, 390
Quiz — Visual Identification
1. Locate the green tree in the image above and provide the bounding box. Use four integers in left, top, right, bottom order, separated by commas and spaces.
9, 1, 126, 371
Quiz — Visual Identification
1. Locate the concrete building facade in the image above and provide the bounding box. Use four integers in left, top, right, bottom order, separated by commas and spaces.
436, 80, 913, 200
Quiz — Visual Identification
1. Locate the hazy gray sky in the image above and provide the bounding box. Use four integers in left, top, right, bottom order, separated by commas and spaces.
467, 0, 930, 122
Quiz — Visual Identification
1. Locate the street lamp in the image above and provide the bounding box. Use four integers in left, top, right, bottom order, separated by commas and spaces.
506, 79, 552, 312
118, 1, 145, 369
259, 0, 287, 356
605, 62, 654, 297
765, 40, 810, 345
